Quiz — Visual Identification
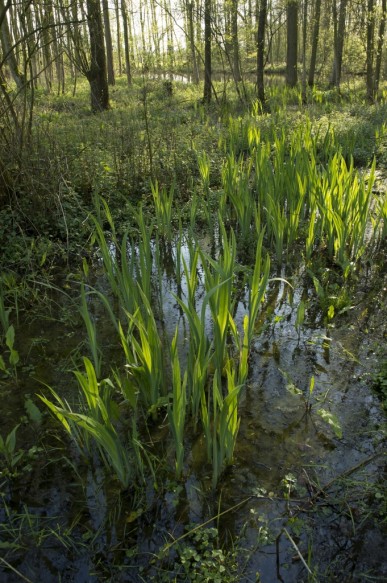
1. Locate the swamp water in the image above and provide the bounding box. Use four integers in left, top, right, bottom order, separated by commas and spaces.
0, 226, 386, 583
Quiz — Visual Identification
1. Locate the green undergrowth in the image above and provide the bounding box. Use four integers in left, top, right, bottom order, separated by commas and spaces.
1, 77, 386, 279
372, 360, 387, 412
0, 78, 386, 582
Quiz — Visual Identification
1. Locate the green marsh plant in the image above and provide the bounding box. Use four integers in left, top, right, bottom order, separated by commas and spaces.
0, 288, 19, 380
151, 180, 174, 242
201, 361, 242, 489
221, 154, 255, 243
39, 357, 133, 488
230, 229, 270, 386
176, 245, 211, 427
80, 284, 102, 379
91, 208, 138, 315
0, 324, 20, 380
282, 372, 342, 439
0, 424, 24, 473
91, 197, 154, 318
120, 293, 166, 418
168, 328, 187, 479
201, 219, 236, 381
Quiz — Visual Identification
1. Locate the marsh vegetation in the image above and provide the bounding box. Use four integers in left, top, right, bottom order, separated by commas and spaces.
1, 1, 387, 578
0, 75, 386, 581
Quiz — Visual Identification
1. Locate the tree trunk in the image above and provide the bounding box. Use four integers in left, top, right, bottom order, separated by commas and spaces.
121, 0, 132, 85
301, 0, 308, 103
330, 0, 347, 88
165, 0, 175, 72
286, 0, 298, 87
0, 0, 25, 89
308, 0, 321, 86
257, 0, 267, 105
86, 0, 109, 111
231, 0, 241, 82
102, 0, 115, 85
374, 0, 386, 96
25, 2, 38, 88
203, 0, 212, 103
150, 0, 161, 69
139, 0, 147, 64
366, 0, 375, 102
114, 0, 122, 75
187, 1, 199, 83
38, 2, 53, 91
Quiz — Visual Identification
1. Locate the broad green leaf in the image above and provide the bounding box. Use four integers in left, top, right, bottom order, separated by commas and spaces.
309, 376, 315, 397
5, 424, 19, 453
0, 354, 7, 372
25, 398, 43, 425
5, 325, 15, 350
317, 408, 342, 438
296, 300, 305, 330
280, 369, 302, 396
9, 348, 19, 367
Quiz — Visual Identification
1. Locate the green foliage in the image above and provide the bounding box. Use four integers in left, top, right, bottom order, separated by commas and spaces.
151, 181, 175, 242
168, 328, 187, 479
80, 284, 102, 379
282, 371, 342, 439
39, 357, 134, 488
372, 361, 387, 411
160, 526, 238, 583
0, 424, 24, 471
0, 324, 19, 380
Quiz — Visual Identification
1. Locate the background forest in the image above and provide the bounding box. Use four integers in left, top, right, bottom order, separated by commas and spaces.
0, 1, 387, 582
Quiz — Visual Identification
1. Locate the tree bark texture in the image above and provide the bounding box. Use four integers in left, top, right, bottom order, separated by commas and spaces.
330, 0, 348, 88
187, 1, 199, 84
374, 0, 386, 96
203, 0, 212, 103
121, 0, 132, 85
0, 0, 25, 89
86, 0, 109, 111
257, 0, 267, 104
286, 0, 298, 87
308, 0, 321, 86
102, 0, 115, 85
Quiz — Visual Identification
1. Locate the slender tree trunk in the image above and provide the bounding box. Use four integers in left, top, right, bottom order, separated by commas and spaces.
374, 0, 386, 96
25, 2, 38, 88
49, 3, 64, 94
231, 0, 241, 81
203, 0, 212, 102
0, 0, 10, 28
257, 0, 267, 104
121, 0, 132, 84
366, 0, 375, 102
114, 0, 122, 75
0, 0, 25, 89
301, 0, 308, 102
127, 0, 135, 65
246, 0, 254, 51
286, 0, 298, 87
139, 0, 147, 65
86, 0, 109, 111
150, 0, 160, 69
330, 0, 347, 88
187, 1, 199, 83
39, 2, 53, 91
102, 0, 115, 85
165, 0, 175, 72
308, 0, 321, 86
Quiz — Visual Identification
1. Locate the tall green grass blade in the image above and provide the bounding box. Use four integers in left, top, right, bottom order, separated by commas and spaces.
168, 328, 187, 479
